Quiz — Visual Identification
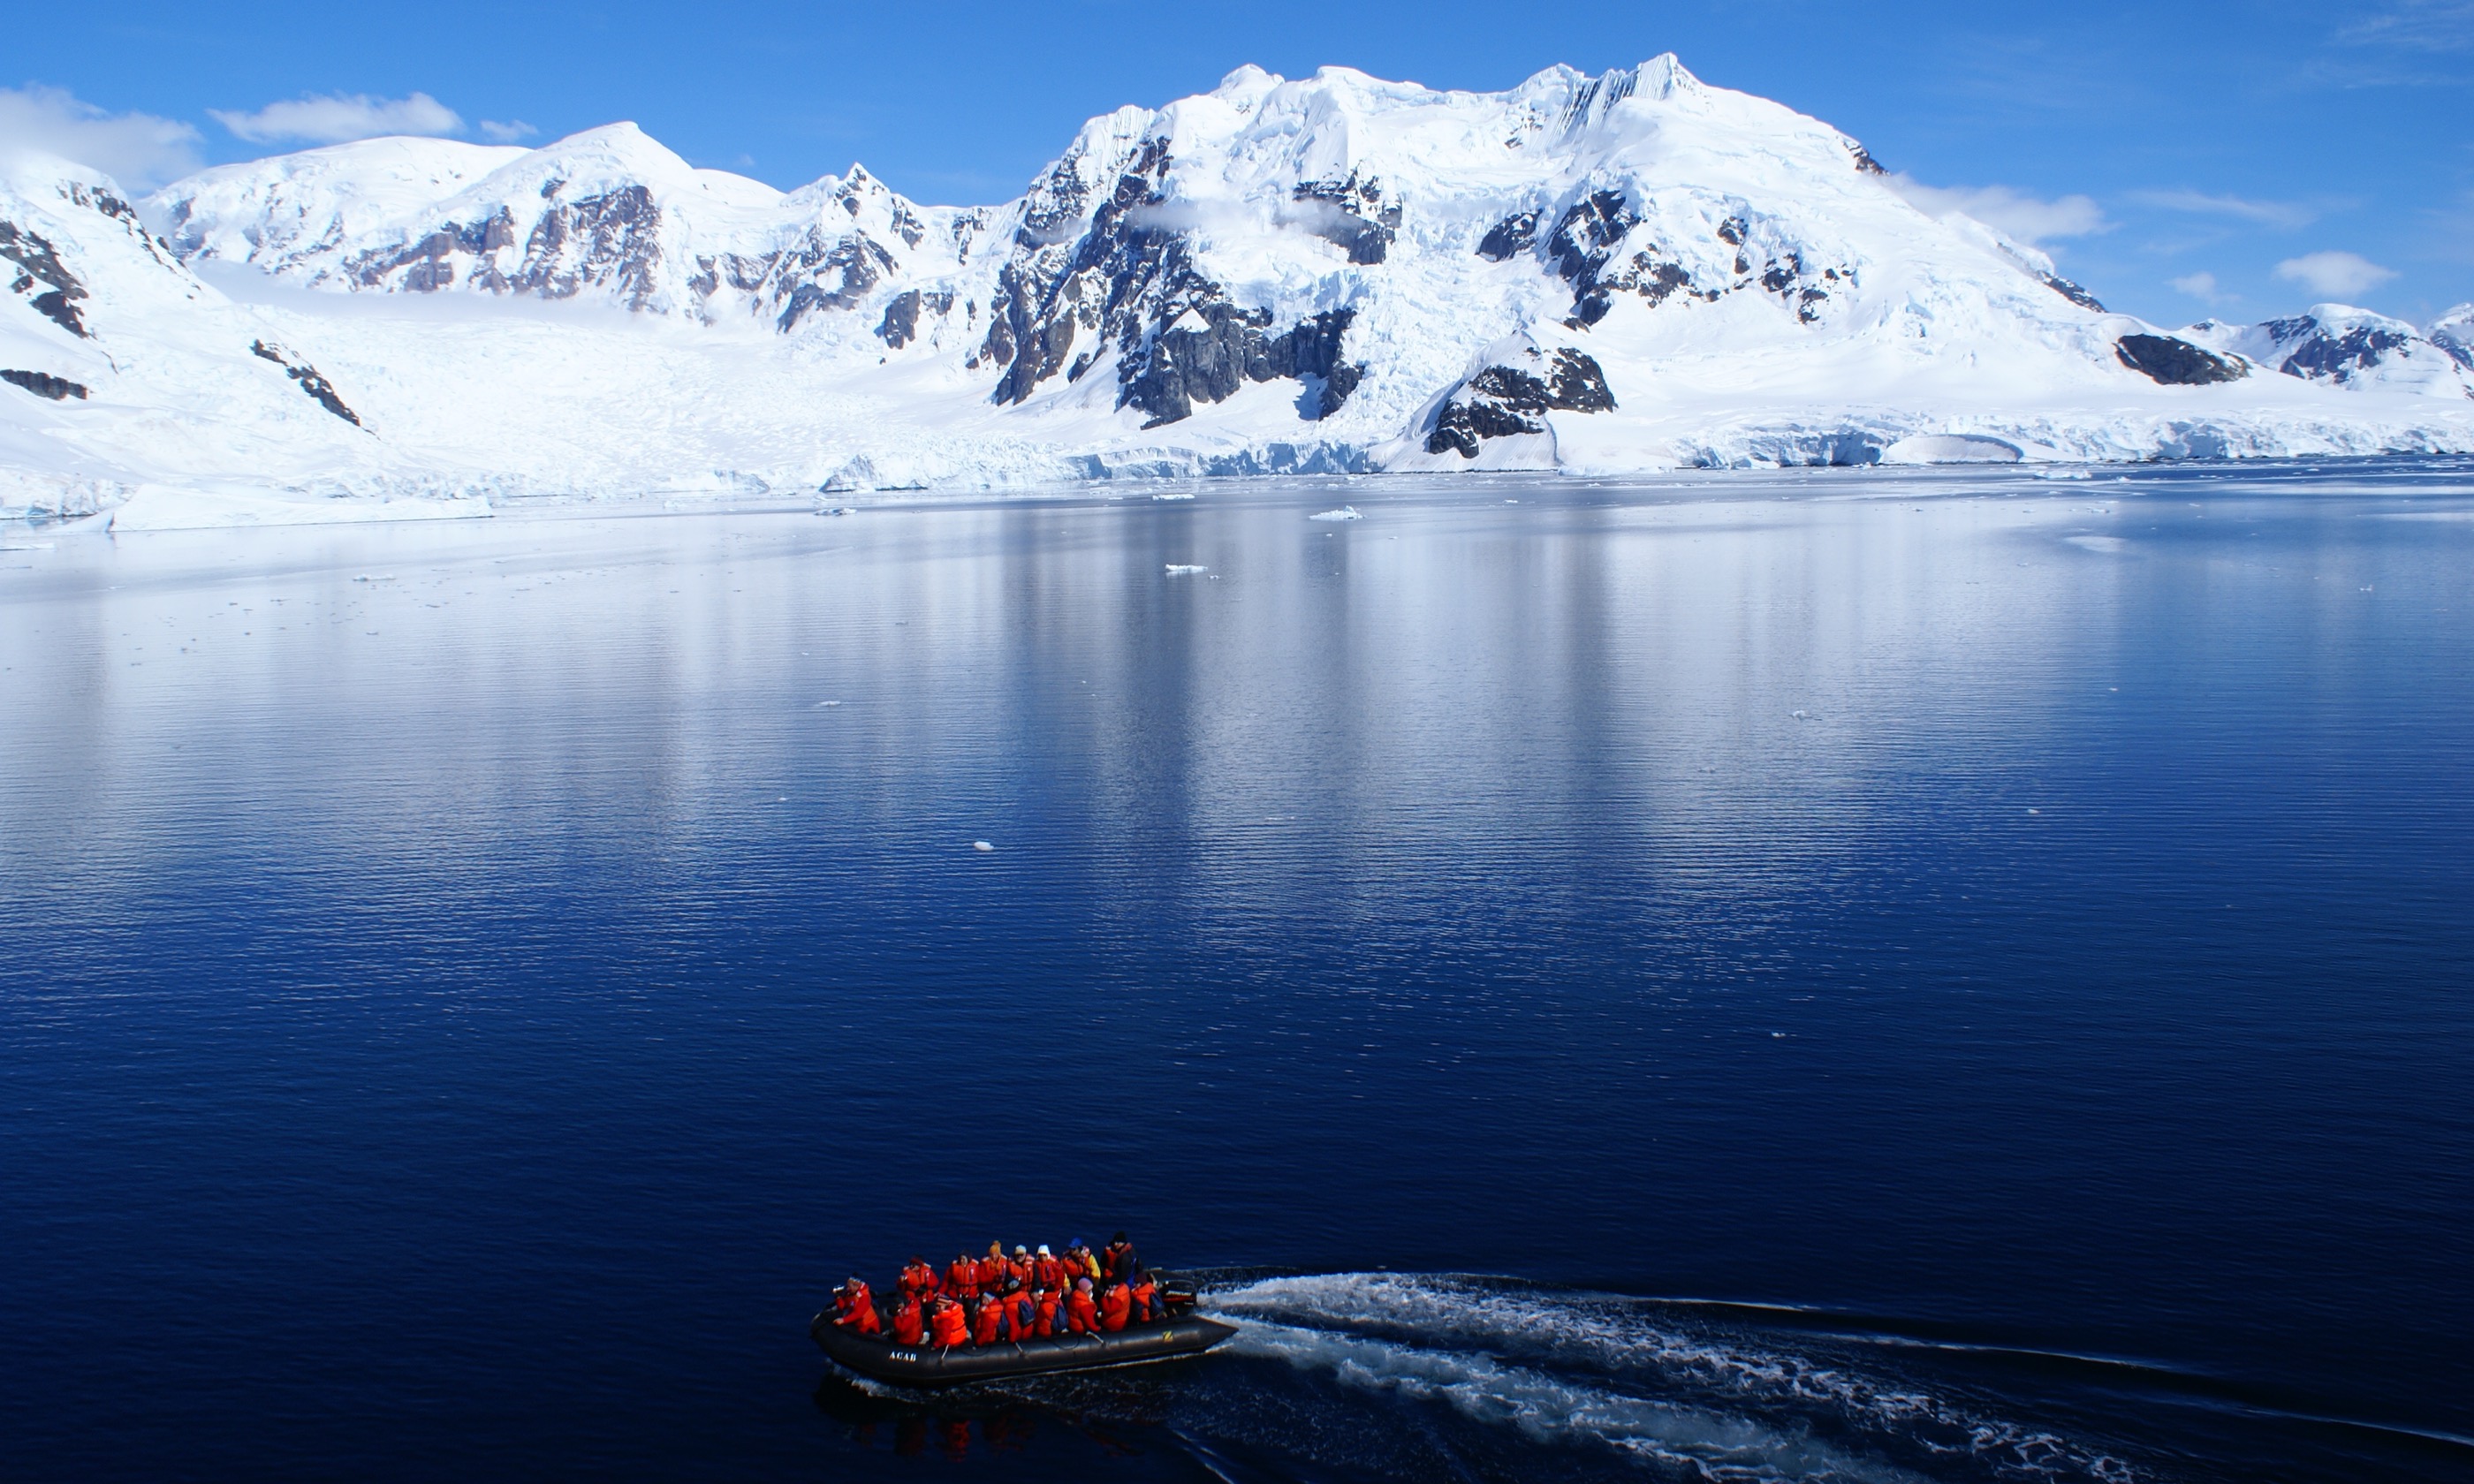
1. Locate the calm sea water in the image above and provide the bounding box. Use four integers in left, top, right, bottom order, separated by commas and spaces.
4, 461, 2471, 1483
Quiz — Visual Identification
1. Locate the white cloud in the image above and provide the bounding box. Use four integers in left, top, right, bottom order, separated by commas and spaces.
2133, 189, 2317, 230
2170, 271, 2222, 299
1887, 174, 2110, 245
478, 119, 537, 144
2275, 250, 2398, 298
2340, 0, 2474, 52
209, 92, 461, 145
0, 84, 202, 187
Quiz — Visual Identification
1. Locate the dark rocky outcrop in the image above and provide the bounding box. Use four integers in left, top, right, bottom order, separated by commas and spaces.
1848, 142, 1887, 175
771, 233, 899, 332
1121, 307, 1362, 427
2270, 319, 2411, 382
2114, 333, 2248, 385
2039, 272, 2105, 312
1476, 210, 1539, 261
1547, 190, 1639, 324
1426, 346, 1615, 458
1293, 172, 1399, 264
963, 134, 1368, 425
251, 339, 365, 426
2, 368, 88, 400
876, 288, 955, 348
2, 220, 90, 337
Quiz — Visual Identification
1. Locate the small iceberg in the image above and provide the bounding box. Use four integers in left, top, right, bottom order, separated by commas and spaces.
1153, 491, 1195, 502
972, 840, 996, 852
1309, 506, 1362, 522
1165, 564, 1208, 576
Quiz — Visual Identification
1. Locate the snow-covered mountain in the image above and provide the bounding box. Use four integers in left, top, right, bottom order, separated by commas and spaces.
2184, 305, 2474, 399
6, 57, 2470, 524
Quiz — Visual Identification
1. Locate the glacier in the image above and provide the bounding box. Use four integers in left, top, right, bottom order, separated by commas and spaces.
4, 56, 2469, 526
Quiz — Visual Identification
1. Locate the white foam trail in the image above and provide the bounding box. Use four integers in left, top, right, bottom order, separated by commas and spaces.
1208, 1274, 2135, 1482
1226, 1317, 1922, 1482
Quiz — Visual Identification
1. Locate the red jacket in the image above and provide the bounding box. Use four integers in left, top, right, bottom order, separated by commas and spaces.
834, 1283, 881, 1335
1099, 1283, 1132, 1332
929, 1299, 968, 1348
1033, 1254, 1064, 1290
899, 1261, 939, 1298
891, 1297, 925, 1345
945, 1260, 979, 1298
1066, 1290, 1101, 1335
972, 1297, 1004, 1346
1032, 1290, 1060, 1336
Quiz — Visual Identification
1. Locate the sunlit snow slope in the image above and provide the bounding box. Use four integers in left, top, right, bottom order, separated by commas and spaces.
4, 57, 2469, 521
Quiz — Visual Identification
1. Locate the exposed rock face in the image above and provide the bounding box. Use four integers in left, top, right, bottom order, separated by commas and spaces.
1292, 171, 1399, 264
2039, 273, 2105, 312
962, 133, 1366, 426
251, 340, 364, 427
1426, 344, 1615, 457
1478, 187, 1850, 330
2115, 333, 2248, 386
877, 288, 955, 348
2, 368, 88, 400
2270, 317, 2410, 382
1122, 307, 1362, 426
2181, 307, 2473, 397
2, 219, 90, 337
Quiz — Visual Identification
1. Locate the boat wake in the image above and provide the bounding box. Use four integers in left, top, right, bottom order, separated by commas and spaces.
1192, 1273, 2138, 1483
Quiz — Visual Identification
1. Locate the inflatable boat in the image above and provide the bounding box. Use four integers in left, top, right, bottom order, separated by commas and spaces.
810, 1284, 1236, 1387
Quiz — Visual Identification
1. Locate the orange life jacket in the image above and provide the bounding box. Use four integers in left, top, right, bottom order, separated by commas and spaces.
930, 1299, 968, 1348
836, 1283, 881, 1334
1033, 1255, 1063, 1289
892, 1297, 925, 1344
1066, 1290, 1101, 1334
945, 1260, 978, 1298
1033, 1289, 1060, 1336
972, 1297, 1003, 1345
1099, 1283, 1132, 1332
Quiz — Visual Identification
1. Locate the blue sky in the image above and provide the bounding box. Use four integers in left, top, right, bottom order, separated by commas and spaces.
5, 0, 2469, 326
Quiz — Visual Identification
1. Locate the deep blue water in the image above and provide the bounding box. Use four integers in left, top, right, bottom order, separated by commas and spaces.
4, 460, 2472, 1483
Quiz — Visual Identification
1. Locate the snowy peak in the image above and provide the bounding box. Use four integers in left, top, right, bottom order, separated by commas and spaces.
142, 123, 957, 329
2187, 304, 2474, 398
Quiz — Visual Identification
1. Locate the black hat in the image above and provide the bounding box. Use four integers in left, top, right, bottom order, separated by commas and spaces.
1112, 1230, 1127, 1244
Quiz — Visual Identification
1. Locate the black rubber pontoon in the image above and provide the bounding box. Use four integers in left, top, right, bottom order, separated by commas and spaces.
810, 1301, 1235, 1387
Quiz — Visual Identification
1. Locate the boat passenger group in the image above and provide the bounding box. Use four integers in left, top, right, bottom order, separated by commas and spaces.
826, 1232, 1166, 1348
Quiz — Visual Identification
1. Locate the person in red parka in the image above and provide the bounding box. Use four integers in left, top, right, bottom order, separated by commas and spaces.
971, 1291, 1005, 1346
1033, 1245, 1064, 1291
1008, 1282, 1037, 1341
1098, 1279, 1132, 1332
928, 1295, 969, 1349
831, 1276, 881, 1335
890, 1291, 926, 1345
1031, 1284, 1060, 1337
1065, 1276, 1102, 1335
1130, 1271, 1160, 1323
945, 1253, 980, 1299
899, 1256, 939, 1301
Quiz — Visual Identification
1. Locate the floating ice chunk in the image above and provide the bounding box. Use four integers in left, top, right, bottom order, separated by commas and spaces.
813, 700, 843, 708
1165, 564, 1207, 575
814, 504, 855, 517
2035, 468, 2093, 481
972, 840, 996, 852
1153, 492, 1195, 502
1791, 709, 1810, 720
1309, 506, 1362, 521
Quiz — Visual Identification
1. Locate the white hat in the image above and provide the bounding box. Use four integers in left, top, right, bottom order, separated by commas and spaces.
1037, 1244, 1051, 1256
